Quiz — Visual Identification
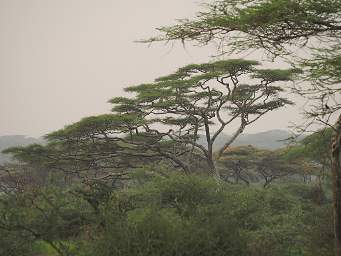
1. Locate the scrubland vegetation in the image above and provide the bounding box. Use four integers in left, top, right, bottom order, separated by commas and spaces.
0, 172, 335, 256
1, 0, 341, 255
0, 129, 335, 256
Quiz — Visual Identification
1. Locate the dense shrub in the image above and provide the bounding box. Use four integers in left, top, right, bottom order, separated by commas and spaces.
0, 186, 92, 255
0, 174, 334, 256
0, 229, 35, 256
80, 175, 333, 256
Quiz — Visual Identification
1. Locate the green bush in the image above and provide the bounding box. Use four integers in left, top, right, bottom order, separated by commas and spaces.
0, 229, 35, 256
80, 174, 333, 256
0, 186, 92, 256
0, 174, 333, 256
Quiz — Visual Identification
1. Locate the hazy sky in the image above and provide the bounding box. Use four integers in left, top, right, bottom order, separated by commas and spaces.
0, 0, 304, 137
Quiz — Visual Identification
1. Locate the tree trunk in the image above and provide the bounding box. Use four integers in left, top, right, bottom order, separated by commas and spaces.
217, 124, 245, 159
331, 114, 341, 256
207, 155, 221, 182
207, 138, 221, 181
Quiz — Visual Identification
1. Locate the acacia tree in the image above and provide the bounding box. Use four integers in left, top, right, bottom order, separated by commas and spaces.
110, 59, 295, 179
3, 113, 181, 183
146, 0, 341, 253
219, 145, 317, 187
4, 59, 295, 181
253, 148, 318, 187
218, 145, 258, 185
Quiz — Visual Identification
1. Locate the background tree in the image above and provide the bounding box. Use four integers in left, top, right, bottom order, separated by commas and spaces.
285, 128, 333, 194
219, 145, 318, 187
2, 114, 177, 185
218, 145, 259, 185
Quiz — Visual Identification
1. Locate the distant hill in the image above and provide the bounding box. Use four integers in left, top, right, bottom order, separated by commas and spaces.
0, 135, 44, 164
0, 130, 295, 164
198, 129, 296, 151
233, 129, 295, 149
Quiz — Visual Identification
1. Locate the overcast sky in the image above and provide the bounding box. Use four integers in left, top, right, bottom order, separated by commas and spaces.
0, 0, 304, 137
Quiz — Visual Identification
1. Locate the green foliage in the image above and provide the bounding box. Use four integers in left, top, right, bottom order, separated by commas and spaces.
284, 128, 332, 163
2, 143, 50, 164
0, 173, 334, 256
78, 174, 333, 256
303, 52, 341, 84
148, 0, 341, 52
253, 68, 301, 82
46, 113, 145, 141
0, 186, 92, 255
0, 228, 35, 256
